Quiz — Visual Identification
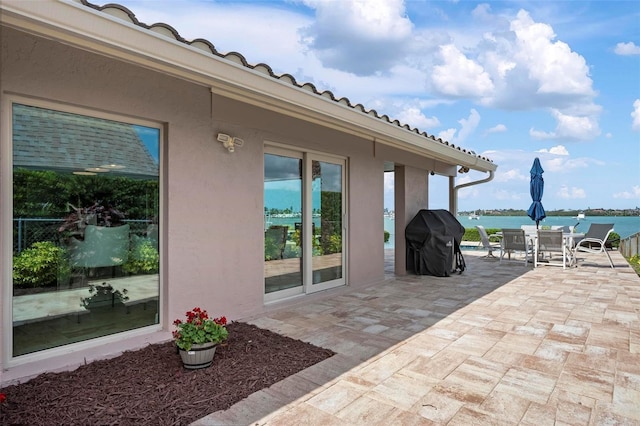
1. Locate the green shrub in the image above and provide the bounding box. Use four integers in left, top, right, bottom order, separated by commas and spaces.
123, 239, 159, 274
384, 230, 390, 243
326, 233, 342, 254
13, 241, 70, 288
462, 228, 501, 242
625, 254, 640, 276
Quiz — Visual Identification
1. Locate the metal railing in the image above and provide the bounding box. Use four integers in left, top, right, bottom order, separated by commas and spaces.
13, 218, 152, 254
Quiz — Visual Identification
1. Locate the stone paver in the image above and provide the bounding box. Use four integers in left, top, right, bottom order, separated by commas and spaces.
193, 250, 640, 425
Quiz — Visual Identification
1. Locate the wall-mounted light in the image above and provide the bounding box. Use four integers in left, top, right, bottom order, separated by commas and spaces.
217, 133, 244, 153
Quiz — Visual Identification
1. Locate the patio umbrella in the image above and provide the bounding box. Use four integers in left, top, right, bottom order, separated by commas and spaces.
527, 157, 546, 229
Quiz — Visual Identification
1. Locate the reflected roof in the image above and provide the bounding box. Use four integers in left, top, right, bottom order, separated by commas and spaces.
13, 104, 159, 178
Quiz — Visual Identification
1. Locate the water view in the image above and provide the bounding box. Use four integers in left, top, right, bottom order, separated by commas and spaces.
384, 215, 640, 249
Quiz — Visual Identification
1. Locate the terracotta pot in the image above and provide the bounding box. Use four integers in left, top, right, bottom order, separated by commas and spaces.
178, 342, 217, 369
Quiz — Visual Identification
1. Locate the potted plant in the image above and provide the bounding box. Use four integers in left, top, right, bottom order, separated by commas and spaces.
173, 307, 228, 369
80, 282, 129, 310
58, 200, 126, 240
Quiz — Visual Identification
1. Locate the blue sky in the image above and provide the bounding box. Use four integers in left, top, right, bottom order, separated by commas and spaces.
116, 0, 639, 212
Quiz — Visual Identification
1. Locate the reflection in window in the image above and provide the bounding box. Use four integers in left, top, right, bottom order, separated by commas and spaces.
264, 153, 302, 294
11, 103, 160, 356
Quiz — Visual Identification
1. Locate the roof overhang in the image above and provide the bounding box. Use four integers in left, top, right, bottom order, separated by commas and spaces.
1, 0, 497, 173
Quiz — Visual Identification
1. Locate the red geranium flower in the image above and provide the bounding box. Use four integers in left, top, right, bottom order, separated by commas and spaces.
173, 307, 228, 351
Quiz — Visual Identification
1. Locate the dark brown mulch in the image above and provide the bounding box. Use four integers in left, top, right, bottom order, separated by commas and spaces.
0, 322, 334, 425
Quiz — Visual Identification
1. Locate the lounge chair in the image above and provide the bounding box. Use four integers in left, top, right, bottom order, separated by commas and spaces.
500, 228, 532, 266
535, 229, 571, 269
476, 225, 500, 259
573, 223, 615, 268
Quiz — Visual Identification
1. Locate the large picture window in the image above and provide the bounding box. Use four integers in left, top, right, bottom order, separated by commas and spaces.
10, 102, 161, 356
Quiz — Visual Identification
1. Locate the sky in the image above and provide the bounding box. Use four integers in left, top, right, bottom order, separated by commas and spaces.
115, 0, 640, 212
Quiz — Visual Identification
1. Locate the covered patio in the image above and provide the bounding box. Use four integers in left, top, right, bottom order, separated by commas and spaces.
197, 249, 640, 424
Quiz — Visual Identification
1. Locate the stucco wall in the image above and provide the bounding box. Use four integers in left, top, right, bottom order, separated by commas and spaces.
1, 27, 393, 381
211, 97, 386, 286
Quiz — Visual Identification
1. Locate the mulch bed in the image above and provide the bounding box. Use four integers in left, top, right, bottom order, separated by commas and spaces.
0, 322, 334, 425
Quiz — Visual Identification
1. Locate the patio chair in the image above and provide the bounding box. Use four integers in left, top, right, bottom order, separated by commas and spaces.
500, 228, 532, 266
535, 229, 571, 269
68, 224, 130, 268
476, 225, 500, 259
573, 223, 615, 268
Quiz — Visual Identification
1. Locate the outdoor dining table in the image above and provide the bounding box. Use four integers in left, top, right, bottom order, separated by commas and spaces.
492, 231, 585, 267
534, 232, 584, 267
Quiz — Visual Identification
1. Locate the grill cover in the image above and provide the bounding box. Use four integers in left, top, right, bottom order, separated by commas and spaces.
405, 209, 465, 276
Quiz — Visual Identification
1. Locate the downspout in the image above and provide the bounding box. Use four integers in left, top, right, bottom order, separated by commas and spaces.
452, 170, 495, 216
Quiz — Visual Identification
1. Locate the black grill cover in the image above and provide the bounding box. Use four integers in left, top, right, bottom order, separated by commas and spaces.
405, 209, 465, 276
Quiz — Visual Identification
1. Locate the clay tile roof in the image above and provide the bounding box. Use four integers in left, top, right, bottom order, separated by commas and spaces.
80, 0, 492, 165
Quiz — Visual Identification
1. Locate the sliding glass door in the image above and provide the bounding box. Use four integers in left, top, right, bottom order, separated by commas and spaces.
264, 148, 345, 301
263, 151, 303, 299
310, 159, 344, 291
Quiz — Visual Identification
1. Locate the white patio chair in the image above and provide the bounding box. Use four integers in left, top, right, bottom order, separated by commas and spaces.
500, 228, 532, 266
535, 229, 571, 270
476, 225, 500, 259
520, 225, 538, 234
573, 223, 615, 268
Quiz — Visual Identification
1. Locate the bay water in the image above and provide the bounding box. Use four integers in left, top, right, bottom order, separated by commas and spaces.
384, 215, 640, 249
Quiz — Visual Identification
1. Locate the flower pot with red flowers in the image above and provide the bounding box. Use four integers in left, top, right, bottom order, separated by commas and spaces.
173, 307, 228, 369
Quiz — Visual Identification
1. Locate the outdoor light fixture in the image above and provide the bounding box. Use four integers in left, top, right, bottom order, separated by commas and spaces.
458, 166, 470, 173
216, 133, 244, 153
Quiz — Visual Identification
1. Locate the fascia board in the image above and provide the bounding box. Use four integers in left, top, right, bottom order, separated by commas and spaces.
1, 0, 496, 173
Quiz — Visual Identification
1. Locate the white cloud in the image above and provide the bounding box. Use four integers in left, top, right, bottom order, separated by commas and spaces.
613, 186, 640, 199
300, 0, 413, 75
536, 145, 569, 155
438, 128, 457, 142
530, 109, 600, 141
395, 106, 440, 129
494, 168, 528, 183
430, 44, 494, 97
510, 11, 594, 96
614, 42, 640, 56
486, 124, 507, 134
454, 109, 481, 143
557, 185, 586, 199
493, 188, 524, 201
544, 156, 596, 173
632, 99, 640, 131
436, 109, 481, 144
471, 4, 493, 22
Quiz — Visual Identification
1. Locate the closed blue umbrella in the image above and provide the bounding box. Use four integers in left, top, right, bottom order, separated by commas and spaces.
527, 157, 546, 228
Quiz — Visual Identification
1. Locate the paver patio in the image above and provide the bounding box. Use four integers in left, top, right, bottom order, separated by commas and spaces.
194, 249, 640, 425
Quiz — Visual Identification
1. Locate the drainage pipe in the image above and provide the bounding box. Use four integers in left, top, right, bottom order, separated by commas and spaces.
452, 170, 495, 215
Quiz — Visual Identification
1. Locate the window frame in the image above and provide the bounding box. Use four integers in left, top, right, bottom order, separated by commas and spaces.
263, 142, 347, 303
2, 95, 165, 366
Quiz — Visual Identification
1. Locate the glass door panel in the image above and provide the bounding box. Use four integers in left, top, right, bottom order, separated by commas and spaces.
310, 159, 344, 290
264, 153, 302, 297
